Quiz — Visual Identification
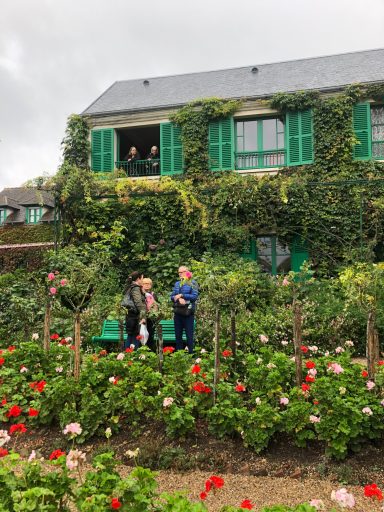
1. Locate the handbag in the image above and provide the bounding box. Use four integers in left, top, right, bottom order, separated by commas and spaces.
173, 303, 193, 317
121, 290, 139, 314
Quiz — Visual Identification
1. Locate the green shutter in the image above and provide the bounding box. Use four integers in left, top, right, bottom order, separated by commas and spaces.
353, 103, 371, 160
91, 129, 114, 172
241, 238, 257, 260
209, 117, 234, 171
286, 110, 313, 165
160, 122, 183, 175
290, 236, 309, 272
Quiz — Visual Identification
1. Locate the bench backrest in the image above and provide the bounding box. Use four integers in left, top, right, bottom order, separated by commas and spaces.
102, 320, 121, 336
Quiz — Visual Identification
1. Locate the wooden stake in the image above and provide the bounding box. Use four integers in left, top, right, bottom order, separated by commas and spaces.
158, 322, 164, 374
118, 319, 124, 352
74, 311, 81, 380
213, 308, 221, 404
43, 301, 51, 351
230, 309, 237, 356
367, 310, 377, 380
293, 298, 303, 386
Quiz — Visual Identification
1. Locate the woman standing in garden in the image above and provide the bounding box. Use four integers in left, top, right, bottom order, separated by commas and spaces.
142, 277, 158, 352
171, 266, 198, 354
123, 271, 146, 350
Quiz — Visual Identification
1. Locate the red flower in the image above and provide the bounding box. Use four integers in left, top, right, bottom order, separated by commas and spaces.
378, 360, 384, 366
191, 364, 201, 374
136, 335, 143, 340
235, 384, 246, 392
364, 483, 383, 501
0, 448, 9, 458
301, 383, 310, 392
6, 405, 22, 418
305, 375, 315, 383
300, 345, 309, 353
240, 499, 254, 510
59, 339, 68, 345
9, 423, 27, 434
99, 349, 107, 356
305, 361, 316, 369
28, 408, 39, 417
313, 400, 319, 405
361, 370, 368, 378
1, 399, 6, 407
193, 382, 212, 394
125, 347, 134, 353
111, 498, 122, 509
0, 358, 5, 366
69, 345, 75, 351
29, 380, 47, 393
209, 475, 224, 489
163, 346, 175, 354
222, 349, 232, 357
205, 480, 212, 492
49, 449, 66, 460
50, 333, 60, 340
8, 346, 16, 352
200, 491, 208, 500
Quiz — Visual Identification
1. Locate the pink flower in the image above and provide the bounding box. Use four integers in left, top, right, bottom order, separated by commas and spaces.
20, 366, 28, 373
280, 397, 289, 406
308, 368, 317, 377
55, 367, 63, 373
259, 334, 269, 344
366, 381, 376, 390
345, 340, 354, 347
310, 415, 321, 423
50, 287, 57, 295
309, 499, 325, 510
282, 277, 289, 286
0, 430, 10, 447
185, 271, 192, 279
380, 400, 384, 406
309, 345, 318, 352
63, 422, 82, 437
66, 449, 86, 470
163, 397, 174, 408
60, 279, 67, 286
28, 450, 36, 462
362, 407, 373, 416
116, 353, 125, 361
47, 273, 55, 281
335, 346, 345, 354
331, 488, 355, 508
329, 363, 344, 375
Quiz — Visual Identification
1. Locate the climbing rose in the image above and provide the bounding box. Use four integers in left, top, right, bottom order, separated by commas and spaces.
28, 450, 36, 462
6, 405, 22, 418
49, 449, 66, 460
125, 347, 133, 353
20, 366, 28, 373
301, 383, 310, 392
50, 333, 60, 340
364, 483, 383, 501
282, 277, 289, 286
335, 346, 345, 354
345, 340, 354, 347
28, 408, 39, 417
50, 287, 57, 295
222, 349, 232, 357
240, 500, 254, 509
0, 448, 9, 457
60, 279, 67, 286
300, 345, 309, 353
185, 271, 192, 279
306, 361, 316, 369
111, 497, 122, 509
331, 488, 355, 508
55, 367, 63, 373
307, 368, 317, 377
32, 333, 39, 340
47, 273, 55, 281
305, 375, 315, 383
378, 360, 384, 366
8, 346, 16, 352
9, 423, 27, 434
193, 382, 212, 393
63, 422, 82, 436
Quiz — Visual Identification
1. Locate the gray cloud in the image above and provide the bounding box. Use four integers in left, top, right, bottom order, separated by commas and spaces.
1, 0, 384, 187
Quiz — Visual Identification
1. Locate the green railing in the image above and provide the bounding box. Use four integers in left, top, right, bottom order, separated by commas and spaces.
115, 159, 161, 177
235, 150, 286, 170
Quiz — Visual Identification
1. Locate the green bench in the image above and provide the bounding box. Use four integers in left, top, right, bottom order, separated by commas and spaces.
92, 319, 186, 346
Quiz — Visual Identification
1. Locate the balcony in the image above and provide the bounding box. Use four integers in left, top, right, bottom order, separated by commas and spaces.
235, 150, 286, 170
115, 159, 161, 177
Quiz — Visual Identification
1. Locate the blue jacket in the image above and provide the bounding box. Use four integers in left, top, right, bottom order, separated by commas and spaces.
171, 280, 199, 312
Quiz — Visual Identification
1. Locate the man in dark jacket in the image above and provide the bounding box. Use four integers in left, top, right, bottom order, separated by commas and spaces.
170, 266, 198, 353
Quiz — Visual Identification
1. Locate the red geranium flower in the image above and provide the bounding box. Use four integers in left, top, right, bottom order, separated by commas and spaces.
1, 399, 6, 407
50, 333, 60, 340
28, 408, 39, 417
378, 360, 384, 366
99, 349, 107, 356
235, 384, 246, 392
163, 346, 175, 354
0, 448, 9, 458
313, 400, 319, 405
364, 483, 383, 501
9, 423, 27, 434
240, 499, 254, 510
125, 347, 133, 353
29, 380, 47, 393
136, 335, 143, 341
8, 346, 16, 352
193, 382, 212, 394
301, 383, 310, 392
222, 349, 232, 358
305, 375, 315, 383
191, 364, 201, 374
305, 361, 316, 369
209, 475, 224, 489
200, 491, 208, 500
69, 345, 75, 351
59, 339, 68, 345
0, 358, 5, 366
111, 497, 122, 509
205, 480, 212, 492
300, 345, 309, 353
49, 449, 66, 460
6, 405, 22, 418
361, 370, 368, 378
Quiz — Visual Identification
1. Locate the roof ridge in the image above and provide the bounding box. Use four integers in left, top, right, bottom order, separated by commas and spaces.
112, 48, 384, 85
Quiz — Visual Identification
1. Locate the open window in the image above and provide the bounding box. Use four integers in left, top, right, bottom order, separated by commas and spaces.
116, 125, 160, 176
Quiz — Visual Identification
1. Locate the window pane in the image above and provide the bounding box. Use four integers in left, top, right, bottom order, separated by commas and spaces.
372, 125, 384, 142
373, 142, 384, 159
371, 106, 384, 126
262, 119, 278, 150
236, 136, 244, 152
276, 239, 291, 273
243, 121, 258, 151
257, 237, 272, 273
236, 122, 243, 136
277, 132, 285, 149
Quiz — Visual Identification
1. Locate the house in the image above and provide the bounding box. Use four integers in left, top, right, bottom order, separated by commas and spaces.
81, 49, 384, 274
0, 188, 55, 226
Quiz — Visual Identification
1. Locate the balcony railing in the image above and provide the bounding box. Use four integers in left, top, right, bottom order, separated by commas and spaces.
235, 150, 286, 170
115, 160, 161, 177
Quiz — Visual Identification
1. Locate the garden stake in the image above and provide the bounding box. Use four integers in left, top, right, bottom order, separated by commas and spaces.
43, 301, 51, 351
213, 308, 221, 404
230, 309, 237, 356
74, 309, 81, 380
367, 310, 378, 380
293, 298, 303, 386
158, 322, 164, 374
118, 319, 124, 352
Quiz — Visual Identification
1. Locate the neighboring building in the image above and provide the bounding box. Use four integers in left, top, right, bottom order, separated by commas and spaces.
81, 49, 384, 274
0, 188, 55, 226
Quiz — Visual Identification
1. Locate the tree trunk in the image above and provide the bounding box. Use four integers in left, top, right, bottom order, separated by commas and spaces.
118, 319, 124, 352
367, 310, 377, 380
74, 311, 81, 380
293, 298, 303, 386
230, 309, 237, 356
158, 322, 164, 374
213, 308, 221, 404
43, 302, 51, 351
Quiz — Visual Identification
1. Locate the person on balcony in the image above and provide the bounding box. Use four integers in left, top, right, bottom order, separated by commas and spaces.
146, 146, 160, 174
125, 146, 141, 174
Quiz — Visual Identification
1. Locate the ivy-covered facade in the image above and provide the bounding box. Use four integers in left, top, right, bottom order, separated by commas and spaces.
77, 49, 384, 275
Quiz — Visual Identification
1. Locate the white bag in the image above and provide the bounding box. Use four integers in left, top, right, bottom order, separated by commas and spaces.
139, 323, 149, 346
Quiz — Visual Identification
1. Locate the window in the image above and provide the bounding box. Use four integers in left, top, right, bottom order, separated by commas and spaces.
235, 118, 285, 169
0, 209, 6, 225
371, 106, 384, 160
26, 207, 42, 224
257, 236, 291, 275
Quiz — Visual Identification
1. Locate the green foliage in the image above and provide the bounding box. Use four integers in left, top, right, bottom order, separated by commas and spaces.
0, 225, 54, 245
61, 114, 90, 169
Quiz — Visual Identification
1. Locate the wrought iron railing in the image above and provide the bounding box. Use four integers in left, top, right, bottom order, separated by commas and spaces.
115, 159, 161, 177
235, 150, 286, 170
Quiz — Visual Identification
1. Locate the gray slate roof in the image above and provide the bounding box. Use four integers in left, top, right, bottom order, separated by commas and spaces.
83, 48, 384, 116
0, 187, 54, 224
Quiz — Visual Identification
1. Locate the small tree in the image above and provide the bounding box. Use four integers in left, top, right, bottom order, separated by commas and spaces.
61, 114, 90, 169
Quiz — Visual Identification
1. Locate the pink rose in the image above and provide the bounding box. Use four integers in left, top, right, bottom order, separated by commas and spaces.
50, 287, 57, 295
60, 279, 67, 286
47, 273, 55, 281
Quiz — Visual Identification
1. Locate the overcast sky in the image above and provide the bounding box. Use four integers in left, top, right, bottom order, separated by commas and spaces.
1, 0, 384, 189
